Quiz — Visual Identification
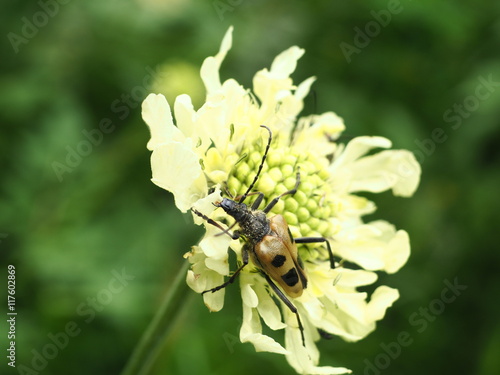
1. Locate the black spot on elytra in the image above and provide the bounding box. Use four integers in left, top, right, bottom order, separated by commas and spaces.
281, 268, 299, 287
272, 255, 286, 267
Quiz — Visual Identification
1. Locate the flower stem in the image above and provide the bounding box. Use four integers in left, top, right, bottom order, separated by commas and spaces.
120, 260, 191, 375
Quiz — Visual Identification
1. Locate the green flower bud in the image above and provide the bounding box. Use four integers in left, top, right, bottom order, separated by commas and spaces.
226, 142, 339, 263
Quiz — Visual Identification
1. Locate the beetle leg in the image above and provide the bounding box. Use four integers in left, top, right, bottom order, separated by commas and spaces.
261, 271, 305, 346
191, 208, 240, 240
250, 192, 265, 210
233, 191, 266, 210
202, 243, 250, 294
294, 237, 336, 269
263, 170, 301, 214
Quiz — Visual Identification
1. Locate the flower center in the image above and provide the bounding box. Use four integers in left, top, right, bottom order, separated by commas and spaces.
226, 140, 340, 263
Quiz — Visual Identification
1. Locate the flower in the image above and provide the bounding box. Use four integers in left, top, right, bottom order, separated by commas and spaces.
142, 27, 421, 374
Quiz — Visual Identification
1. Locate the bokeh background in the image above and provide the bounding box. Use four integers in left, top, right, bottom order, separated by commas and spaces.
2, 1, 500, 374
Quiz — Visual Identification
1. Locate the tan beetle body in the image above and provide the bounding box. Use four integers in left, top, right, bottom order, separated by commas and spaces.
252, 214, 307, 298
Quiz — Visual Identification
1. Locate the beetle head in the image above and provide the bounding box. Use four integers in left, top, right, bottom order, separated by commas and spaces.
217, 198, 247, 222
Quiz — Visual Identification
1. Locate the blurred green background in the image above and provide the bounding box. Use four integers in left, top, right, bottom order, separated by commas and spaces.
1, 1, 500, 374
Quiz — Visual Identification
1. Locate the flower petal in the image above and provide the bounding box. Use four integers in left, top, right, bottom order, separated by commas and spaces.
142, 93, 185, 150
173, 94, 196, 139
330, 136, 421, 196
253, 46, 304, 118
186, 250, 226, 312
336, 225, 386, 271
270, 46, 305, 79
372, 222, 410, 273
367, 286, 399, 321
191, 188, 223, 224
333, 136, 392, 166
240, 302, 289, 355
347, 149, 421, 196
334, 268, 378, 288
204, 256, 229, 276
284, 310, 352, 374
150, 140, 207, 212
200, 26, 233, 94
241, 283, 259, 308
243, 333, 290, 355
198, 225, 232, 260
294, 112, 346, 156
335, 221, 410, 273
202, 285, 225, 312
295, 76, 316, 101
254, 282, 287, 330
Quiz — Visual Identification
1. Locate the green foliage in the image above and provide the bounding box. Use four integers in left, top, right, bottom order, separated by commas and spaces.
1, 1, 499, 374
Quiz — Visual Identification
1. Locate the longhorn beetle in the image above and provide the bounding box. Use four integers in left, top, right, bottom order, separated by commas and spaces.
191, 125, 336, 345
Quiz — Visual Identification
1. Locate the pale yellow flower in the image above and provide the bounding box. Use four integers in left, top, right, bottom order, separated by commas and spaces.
142, 27, 420, 374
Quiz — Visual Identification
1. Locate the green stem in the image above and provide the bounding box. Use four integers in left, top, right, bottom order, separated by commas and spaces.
120, 260, 191, 375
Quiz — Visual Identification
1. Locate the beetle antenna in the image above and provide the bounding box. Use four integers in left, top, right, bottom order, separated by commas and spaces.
215, 220, 238, 237
238, 125, 272, 204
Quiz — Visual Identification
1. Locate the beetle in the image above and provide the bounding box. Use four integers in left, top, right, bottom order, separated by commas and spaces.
191, 125, 336, 345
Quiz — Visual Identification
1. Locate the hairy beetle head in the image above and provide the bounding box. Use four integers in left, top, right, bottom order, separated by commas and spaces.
219, 197, 237, 212
219, 198, 247, 222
